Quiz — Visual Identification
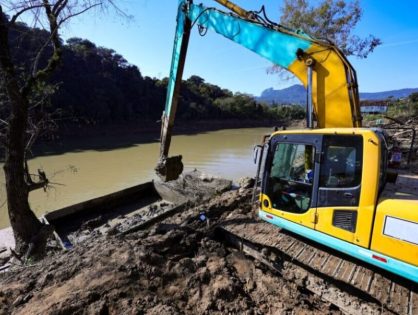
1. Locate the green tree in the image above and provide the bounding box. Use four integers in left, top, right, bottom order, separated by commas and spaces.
280, 0, 381, 58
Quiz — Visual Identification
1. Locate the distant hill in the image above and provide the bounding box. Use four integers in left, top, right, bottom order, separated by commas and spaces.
257, 84, 418, 105
360, 88, 418, 100
258, 85, 307, 105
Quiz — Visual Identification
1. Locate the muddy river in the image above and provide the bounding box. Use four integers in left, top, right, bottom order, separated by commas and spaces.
0, 128, 271, 228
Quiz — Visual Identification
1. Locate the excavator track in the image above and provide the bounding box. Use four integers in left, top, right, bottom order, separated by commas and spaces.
216, 213, 417, 315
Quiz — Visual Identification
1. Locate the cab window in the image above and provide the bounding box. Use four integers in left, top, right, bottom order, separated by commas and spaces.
267, 143, 315, 213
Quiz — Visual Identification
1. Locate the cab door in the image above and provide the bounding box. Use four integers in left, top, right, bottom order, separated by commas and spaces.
261, 134, 322, 229
314, 135, 365, 244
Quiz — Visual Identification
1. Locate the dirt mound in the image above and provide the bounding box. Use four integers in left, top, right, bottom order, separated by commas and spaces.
153, 169, 232, 204
0, 188, 339, 315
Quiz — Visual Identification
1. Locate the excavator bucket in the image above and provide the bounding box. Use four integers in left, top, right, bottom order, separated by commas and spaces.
155, 155, 184, 182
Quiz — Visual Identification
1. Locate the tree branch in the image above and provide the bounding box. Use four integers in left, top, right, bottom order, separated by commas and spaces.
28, 88, 55, 110
21, 0, 62, 97
52, 0, 68, 16
24, 164, 49, 192
58, 3, 102, 26
30, 28, 56, 77
9, 4, 45, 25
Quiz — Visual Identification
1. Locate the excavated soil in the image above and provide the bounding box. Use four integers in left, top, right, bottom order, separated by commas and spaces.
0, 188, 341, 315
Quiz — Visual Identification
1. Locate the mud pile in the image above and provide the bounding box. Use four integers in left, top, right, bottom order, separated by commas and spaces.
154, 169, 233, 204
0, 188, 339, 315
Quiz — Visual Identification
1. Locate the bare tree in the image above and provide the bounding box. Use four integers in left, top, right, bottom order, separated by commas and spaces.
0, 0, 121, 259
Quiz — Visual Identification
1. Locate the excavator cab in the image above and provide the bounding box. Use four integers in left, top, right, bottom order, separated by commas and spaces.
261, 129, 376, 242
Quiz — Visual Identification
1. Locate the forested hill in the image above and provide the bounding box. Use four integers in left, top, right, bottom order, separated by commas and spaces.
4, 21, 305, 131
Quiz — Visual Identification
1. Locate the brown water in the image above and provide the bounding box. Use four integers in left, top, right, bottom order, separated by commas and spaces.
0, 128, 271, 228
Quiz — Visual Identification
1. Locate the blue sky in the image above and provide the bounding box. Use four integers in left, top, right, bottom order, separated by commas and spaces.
59, 0, 418, 96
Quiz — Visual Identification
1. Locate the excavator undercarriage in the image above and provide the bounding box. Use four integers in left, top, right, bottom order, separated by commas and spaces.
216, 213, 418, 315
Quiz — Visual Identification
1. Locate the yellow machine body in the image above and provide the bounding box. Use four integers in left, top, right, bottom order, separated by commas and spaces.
161, 0, 418, 282
261, 128, 418, 268
373, 199, 418, 266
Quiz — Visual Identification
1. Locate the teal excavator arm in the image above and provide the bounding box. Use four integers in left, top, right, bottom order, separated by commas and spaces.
156, 0, 361, 181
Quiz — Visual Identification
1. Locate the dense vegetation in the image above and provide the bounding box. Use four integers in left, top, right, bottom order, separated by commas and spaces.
385, 93, 418, 119
3, 21, 305, 131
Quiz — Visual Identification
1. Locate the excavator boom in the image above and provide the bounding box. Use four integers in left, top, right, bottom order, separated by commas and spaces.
157, 0, 361, 181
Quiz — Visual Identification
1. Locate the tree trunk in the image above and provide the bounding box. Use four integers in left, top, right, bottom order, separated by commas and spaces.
0, 10, 43, 255
3, 94, 42, 255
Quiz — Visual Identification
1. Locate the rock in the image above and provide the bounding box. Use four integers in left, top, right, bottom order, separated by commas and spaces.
13, 296, 23, 307
0, 247, 6, 254
39, 272, 54, 287
12, 293, 32, 307
154, 170, 232, 204
238, 177, 254, 189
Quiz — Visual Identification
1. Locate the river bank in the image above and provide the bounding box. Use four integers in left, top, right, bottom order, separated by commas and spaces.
0, 186, 338, 315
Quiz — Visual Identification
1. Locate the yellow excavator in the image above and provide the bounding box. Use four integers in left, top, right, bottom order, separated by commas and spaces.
156, 0, 418, 289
